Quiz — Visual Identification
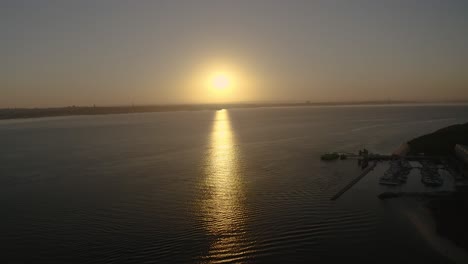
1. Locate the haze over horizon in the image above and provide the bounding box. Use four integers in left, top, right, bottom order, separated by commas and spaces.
2, 0, 468, 108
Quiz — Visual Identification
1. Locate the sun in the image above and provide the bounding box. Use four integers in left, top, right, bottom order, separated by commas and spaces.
190, 63, 251, 102
211, 73, 231, 89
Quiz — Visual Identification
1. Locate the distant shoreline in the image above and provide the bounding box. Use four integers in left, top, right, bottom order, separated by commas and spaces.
1, 101, 467, 120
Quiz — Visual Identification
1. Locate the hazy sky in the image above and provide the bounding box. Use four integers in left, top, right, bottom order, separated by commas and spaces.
2, 0, 468, 107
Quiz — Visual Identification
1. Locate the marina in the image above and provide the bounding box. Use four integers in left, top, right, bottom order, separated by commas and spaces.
420, 161, 444, 187
379, 159, 411, 186
325, 149, 457, 200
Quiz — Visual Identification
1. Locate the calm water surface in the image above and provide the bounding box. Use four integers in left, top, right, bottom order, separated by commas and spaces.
1, 105, 468, 263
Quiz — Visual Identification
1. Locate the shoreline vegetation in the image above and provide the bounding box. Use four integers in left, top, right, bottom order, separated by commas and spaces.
408, 122, 468, 156
1, 101, 467, 120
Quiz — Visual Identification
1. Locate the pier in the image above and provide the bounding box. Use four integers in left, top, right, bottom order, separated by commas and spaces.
330, 161, 377, 200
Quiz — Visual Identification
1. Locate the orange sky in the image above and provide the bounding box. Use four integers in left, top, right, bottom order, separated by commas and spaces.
2, 0, 468, 107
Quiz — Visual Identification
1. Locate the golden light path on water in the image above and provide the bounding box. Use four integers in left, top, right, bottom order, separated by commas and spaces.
200, 109, 249, 263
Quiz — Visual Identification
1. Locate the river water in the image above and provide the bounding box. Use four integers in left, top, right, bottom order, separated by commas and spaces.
1, 104, 467, 263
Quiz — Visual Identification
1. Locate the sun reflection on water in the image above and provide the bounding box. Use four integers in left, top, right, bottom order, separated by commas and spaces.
200, 109, 248, 263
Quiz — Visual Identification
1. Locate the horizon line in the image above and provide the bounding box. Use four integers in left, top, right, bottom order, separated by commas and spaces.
3, 99, 468, 110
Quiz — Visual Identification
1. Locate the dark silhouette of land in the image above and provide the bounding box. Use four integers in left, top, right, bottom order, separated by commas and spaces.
0, 100, 458, 120
428, 192, 468, 250
407, 122, 468, 250
408, 122, 468, 156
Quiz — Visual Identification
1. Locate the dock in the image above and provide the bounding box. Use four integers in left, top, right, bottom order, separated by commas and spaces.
330, 161, 377, 200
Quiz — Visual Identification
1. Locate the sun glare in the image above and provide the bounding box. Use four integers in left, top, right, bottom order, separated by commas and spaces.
212, 73, 231, 90
189, 62, 253, 103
